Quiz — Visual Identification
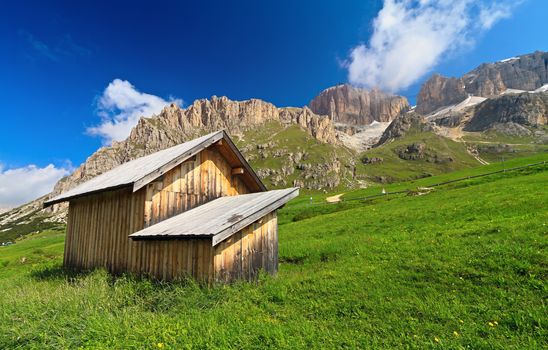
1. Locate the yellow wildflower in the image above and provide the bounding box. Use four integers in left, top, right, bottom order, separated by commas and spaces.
494, 321, 498, 325
157, 343, 165, 349
459, 319, 464, 324
453, 331, 459, 337
434, 336, 440, 343
488, 322, 495, 327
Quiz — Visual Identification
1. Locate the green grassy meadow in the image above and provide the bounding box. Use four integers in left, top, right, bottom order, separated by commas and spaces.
0, 155, 546, 349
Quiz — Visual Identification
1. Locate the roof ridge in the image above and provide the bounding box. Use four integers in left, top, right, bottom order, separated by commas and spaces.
44, 130, 266, 206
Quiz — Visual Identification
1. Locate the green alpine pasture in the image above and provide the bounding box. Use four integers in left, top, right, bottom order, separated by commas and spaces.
0, 155, 546, 349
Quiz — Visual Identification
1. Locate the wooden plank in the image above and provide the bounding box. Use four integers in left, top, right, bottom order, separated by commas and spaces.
243, 226, 251, 280
127, 194, 134, 273
151, 182, 161, 225
233, 231, 242, 281
106, 192, 115, 270
193, 152, 201, 197
211, 189, 299, 246
163, 241, 169, 280
272, 212, 278, 274
192, 239, 199, 280
144, 184, 154, 227
132, 131, 223, 192
200, 150, 209, 201
63, 204, 73, 266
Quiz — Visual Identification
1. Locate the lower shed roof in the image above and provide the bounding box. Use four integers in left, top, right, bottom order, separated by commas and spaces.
130, 188, 299, 246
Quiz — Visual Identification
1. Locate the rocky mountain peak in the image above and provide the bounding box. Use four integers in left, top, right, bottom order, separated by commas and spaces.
464, 92, 548, 132
416, 51, 548, 115
308, 84, 409, 125
463, 51, 548, 97
416, 74, 468, 115
376, 112, 434, 146
49, 96, 340, 206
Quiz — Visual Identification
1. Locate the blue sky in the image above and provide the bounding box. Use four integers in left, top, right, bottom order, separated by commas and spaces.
0, 0, 546, 208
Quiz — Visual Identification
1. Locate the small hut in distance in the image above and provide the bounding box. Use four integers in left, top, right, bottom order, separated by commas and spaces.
45, 130, 299, 282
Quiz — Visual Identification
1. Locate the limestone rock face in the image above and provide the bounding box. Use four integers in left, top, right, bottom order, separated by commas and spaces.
464, 92, 548, 132
50, 97, 338, 201
416, 74, 468, 115
376, 112, 433, 146
416, 51, 548, 115
463, 51, 548, 97
308, 84, 409, 125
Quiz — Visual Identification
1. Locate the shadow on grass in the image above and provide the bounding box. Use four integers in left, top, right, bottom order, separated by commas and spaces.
30, 263, 95, 282
29, 263, 206, 290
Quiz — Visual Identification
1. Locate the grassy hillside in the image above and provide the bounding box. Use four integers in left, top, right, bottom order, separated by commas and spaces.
357, 131, 479, 183
238, 122, 484, 190
462, 127, 548, 163
1, 154, 546, 349
236, 122, 358, 190
2, 122, 543, 244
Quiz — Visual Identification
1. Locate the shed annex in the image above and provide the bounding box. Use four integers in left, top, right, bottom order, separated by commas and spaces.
45, 130, 299, 282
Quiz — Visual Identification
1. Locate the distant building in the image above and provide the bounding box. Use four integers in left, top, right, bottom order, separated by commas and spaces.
45, 131, 298, 282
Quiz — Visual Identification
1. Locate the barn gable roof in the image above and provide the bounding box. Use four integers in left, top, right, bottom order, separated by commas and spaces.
129, 187, 299, 246
44, 130, 266, 207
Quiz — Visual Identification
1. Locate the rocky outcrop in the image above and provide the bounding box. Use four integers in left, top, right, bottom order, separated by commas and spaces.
376, 112, 433, 146
416, 74, 468, 115
309, 84, 409, 125
464, 92, 548, 132
463, 51, 548, 97
416, 51, 548, 115
51, 97, 339, 200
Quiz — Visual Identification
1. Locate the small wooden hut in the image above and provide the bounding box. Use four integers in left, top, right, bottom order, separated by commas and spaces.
45, 130, 298, 282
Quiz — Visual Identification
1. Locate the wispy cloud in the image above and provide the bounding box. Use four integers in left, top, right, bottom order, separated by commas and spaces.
479, 1, 519, 29
345, 0, 523, 92
19, 30, 91, 62
86, 79, 183, 145
0, 163, 71, 210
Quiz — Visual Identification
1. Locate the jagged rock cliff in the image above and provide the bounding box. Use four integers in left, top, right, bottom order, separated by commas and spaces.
463, 51, 548, 97
464, 92, 548, 132
416, 74, 468, 115
51, 96, 338, 200
376, 112, 433, 146
416, 51, 548, 114
308, 84, 409, 125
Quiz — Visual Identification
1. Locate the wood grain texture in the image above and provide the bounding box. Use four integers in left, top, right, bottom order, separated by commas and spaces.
212, 211, 278, 282
143, 148, 251, 227
63, 147, 278, 283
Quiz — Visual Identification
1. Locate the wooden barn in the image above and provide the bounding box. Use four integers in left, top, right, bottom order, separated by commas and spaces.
44, 130, 299, 282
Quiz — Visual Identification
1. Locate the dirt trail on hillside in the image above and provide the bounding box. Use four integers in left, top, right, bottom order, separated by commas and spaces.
434, 126, 491, 165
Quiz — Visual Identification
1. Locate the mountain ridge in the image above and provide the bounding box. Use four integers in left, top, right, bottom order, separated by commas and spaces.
417, 51, 548, 115
2, 51, 548, 241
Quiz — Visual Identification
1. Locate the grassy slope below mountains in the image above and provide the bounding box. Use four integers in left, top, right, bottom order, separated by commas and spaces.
357, 131, 479, 182
238, 121, 483, 190
0, 122, 539, 243
461, 127, 548, 164
0, 154, 546, 349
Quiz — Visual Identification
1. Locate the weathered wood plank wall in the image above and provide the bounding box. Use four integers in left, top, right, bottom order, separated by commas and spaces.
64, 187, 146, 273
63, 146, 277, 282
144, 148, 250, 226
213, 212, 278, 282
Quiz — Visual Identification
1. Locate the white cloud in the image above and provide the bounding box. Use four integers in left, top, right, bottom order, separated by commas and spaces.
0, 164, 71, 210
346, 0, 522, 92
86, 79, 182, 145
479, 2, 518, 29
